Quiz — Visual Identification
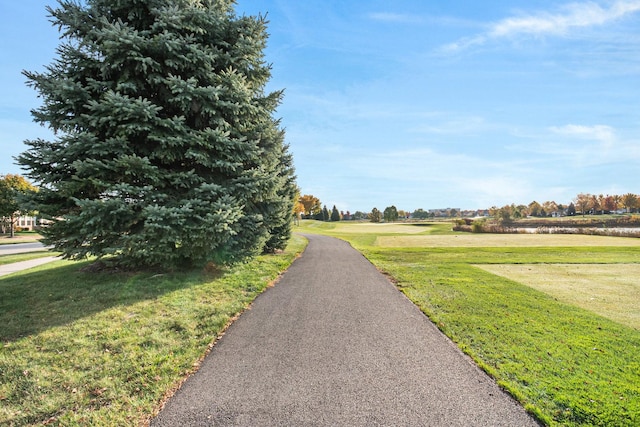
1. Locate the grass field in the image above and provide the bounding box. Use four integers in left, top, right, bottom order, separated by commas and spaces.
297, 220, 640, 426
477, 264, 640, 330
0, 235, 307, 426
376, 233, 640, 247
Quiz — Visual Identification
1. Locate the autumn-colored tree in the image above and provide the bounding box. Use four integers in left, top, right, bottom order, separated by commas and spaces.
369, 207, 382, 223
603, 195, 618, 213
292, 190, 304, 225
528, 201, 543, 217
0, 174, 38, 237
613, 194, 622, 211
621, 193, 638, 213
574, 193, 592, 216
598, 194, 606, 214
497, 205, 513, 222
590, 194, 601, 215
543, 201, 558, 216
298, 194, 321, 218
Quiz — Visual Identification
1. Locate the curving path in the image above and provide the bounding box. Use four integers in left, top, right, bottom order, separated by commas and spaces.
152, 234, 539, 426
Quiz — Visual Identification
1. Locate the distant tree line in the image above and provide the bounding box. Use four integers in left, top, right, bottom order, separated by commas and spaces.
296, 195, 409, 223
491, 192, 639, 222
297, 191, 640, 225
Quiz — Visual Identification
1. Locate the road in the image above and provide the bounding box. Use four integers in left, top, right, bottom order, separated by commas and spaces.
0, 242, 48, 255
152, 234, 539, 426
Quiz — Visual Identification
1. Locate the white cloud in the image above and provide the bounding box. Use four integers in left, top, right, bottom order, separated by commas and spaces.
491, 1, 640, 37
443, 0, 640, 51
549, 124, 615, 147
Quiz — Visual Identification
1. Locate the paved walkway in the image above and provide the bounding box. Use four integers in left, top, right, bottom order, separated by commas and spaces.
0, 242, 58, 277
0, 256, 59, 277
152, 234, 539, 426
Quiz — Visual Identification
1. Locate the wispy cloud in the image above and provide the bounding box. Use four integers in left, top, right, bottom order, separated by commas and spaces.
367, 12, 422, 24
344, 147, 538, 208
549, 124, 616, 146
444, 0, 640, 51
508, 123, 640, 170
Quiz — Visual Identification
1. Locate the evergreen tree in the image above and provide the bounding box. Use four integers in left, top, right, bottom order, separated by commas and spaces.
262, 140, 297, 253
322, 205, 330, 222
330, 205, 340, 221
18, 0, 295, 269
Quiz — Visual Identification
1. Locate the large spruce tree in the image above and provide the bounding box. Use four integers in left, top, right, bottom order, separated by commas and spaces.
18, 0, 296, 269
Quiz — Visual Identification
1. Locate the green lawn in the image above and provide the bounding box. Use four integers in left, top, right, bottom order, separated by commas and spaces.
4, 220, 639, 426
477, 263, 640, 329
0, 251, 58, 266
0, 235, 307, 426
298, 220, 640, 426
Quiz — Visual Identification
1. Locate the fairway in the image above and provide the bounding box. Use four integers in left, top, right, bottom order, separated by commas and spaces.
477, 264, 640, 330
376, 233, 640, 247
297, 220, 640, 425
305, 222, 429, 234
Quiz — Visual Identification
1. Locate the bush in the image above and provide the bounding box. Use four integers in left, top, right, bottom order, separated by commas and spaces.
471, 219, 485, 233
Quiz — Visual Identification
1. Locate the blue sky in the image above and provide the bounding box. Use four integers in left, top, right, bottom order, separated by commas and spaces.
2, 1, 639, 213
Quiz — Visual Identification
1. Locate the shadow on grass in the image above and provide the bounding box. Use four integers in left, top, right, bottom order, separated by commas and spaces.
0, 260, 223, 343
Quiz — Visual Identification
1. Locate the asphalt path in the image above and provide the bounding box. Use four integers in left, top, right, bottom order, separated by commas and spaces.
152, 234, 539, 426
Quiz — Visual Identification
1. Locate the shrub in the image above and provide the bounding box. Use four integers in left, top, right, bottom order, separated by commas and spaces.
471, 219, 485, 233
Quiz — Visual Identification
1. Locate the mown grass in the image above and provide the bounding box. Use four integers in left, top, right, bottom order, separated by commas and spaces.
477, 264, 640, 329
376, 233, 640, 247
0, 251, 58, 266
0, 235, 307, 426
298, 220, 640, 426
